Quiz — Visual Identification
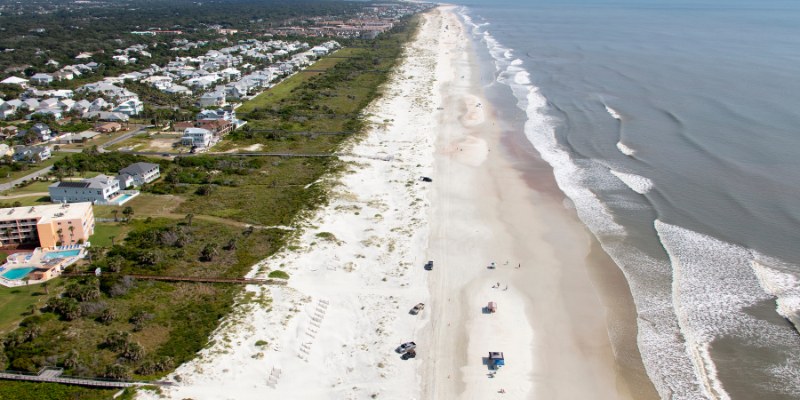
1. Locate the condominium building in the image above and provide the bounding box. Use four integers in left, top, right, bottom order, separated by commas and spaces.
0, 203, 95, 248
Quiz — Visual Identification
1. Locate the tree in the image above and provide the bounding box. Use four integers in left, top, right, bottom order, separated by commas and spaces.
200, 243, 219, 262
112, 209, 119, 222
122, 206, 134, 222
103, 364, 131, 380
185, 213, 194, 226
41, 281, 49, 294
224, 238, 237, 251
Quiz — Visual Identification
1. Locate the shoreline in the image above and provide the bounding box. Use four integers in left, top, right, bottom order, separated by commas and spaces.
422, 6, 657, 399
139, 6, 657, 400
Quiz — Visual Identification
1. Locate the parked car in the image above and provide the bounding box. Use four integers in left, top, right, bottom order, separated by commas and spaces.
396, 341, 417, 354
410, 303, 425, 315
424, 260, 433, 271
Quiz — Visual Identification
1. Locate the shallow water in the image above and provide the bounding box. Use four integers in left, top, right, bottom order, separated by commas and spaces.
452, 0, 800, 398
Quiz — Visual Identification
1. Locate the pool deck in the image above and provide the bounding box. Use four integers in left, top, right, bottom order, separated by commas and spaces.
0, 245, 86, 287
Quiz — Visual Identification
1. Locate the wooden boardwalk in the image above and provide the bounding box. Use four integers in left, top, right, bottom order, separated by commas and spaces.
0, 367, 172, 388
63, 273, 287, 286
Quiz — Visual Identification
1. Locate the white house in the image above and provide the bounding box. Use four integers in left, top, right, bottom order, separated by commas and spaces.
1, 76, 29, 87
12, 145, 51, 163
198, 91, 226, 107
181, 128, 213, 148
113, 99, 144, 116
49, 174, 121, 204
30, 73, 54, 86
118, 162, 160, 186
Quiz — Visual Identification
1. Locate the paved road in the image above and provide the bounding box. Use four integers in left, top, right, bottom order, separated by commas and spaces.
0, 166, 53, 192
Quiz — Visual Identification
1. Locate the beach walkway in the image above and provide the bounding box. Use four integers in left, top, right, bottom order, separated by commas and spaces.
63, 273, 287, 286
0, 367, 172, 388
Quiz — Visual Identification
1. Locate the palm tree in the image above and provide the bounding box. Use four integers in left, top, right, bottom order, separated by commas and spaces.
122, 206, 134, 222
68, 225, 75, 241
185, 213, 194, 226
112, 209, 119, 222
200, 243, 219, 262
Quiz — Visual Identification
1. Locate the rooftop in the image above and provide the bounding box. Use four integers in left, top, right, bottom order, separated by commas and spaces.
0, 202, 92, 223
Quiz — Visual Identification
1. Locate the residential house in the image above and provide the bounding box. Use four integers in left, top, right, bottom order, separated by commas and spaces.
164, 85, 191, 96
199, 91, 226, 108
197, 119, 232, 137
49, 174, 120, 204
95, 122, 122, 133
0, 76, 29, 87
12, 145, 51, 163
29, 108, 62, 120
0, 101, 19, 119
89, 98, 109, 112
113, 99, 144, 116
118, 162, 160, 186
0, 144, 12, 157
30, 73, 54, 86
84, 111, 129, 123
29, 124, 52, 141
70, 100, 92, 116
181, 128, 213, 148
53, 70, 74, 81
116, 174, 135, 189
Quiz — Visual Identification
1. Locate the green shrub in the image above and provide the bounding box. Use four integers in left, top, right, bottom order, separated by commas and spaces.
268, 270, 289, 279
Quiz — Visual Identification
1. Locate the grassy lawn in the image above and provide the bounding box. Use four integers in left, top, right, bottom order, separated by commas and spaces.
0, 284, 51, 334
89, 223, 129, 248
93, 193, 184, 220
0, 181, 53, 196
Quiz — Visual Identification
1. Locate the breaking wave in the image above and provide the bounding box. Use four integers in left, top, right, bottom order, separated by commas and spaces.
610, 170, 653, 194
616, 141, 636, 156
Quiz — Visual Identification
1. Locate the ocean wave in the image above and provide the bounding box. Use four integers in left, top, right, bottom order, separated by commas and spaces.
752, 259, 800, 331
605, 105, 622, 120
511, 59, 523, 66
656, 220, 800, 398
461, 9, 711, 399
616, 141, 636, 156
610, 170, 653, 194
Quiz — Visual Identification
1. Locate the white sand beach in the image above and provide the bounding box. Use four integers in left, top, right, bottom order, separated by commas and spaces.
140, 6, 647, 400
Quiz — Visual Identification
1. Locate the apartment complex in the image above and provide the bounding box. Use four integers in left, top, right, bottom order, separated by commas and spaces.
0, 203, 95, 248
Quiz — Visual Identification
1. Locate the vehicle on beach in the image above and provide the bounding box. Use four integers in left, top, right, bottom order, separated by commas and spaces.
420, 176, 433, 182
410, 303, 425, 315
488, 352, 505, 370
402, 348, 417, 360
424, 260, 433, 270
487, 302, 497, 313
396, 342, 417, 354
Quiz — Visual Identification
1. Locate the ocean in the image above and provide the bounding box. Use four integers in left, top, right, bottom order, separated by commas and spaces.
451, 0, 800, 398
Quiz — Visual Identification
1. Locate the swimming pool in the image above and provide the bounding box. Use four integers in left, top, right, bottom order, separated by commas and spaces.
114, 193, 137, 205
42, 249, 81, 260
2, 267, 35, 280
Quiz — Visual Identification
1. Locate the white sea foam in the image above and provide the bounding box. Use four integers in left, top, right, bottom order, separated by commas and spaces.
610, 170, 653, 194
656, 220, 800, 398
616, 141, 636, 156
605, 105, 622, 120
513, 70, 531, 85
511, 59, 523, 66
752, 259, 800, 329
